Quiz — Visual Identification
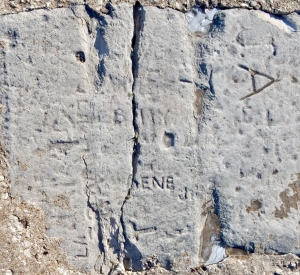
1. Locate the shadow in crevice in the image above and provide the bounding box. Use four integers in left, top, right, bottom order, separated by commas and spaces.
121, 2, 145, 272
94, 26, 109, 83
212, 187, 255, 254
123, 240, 143, 271
85, 4, 109, 84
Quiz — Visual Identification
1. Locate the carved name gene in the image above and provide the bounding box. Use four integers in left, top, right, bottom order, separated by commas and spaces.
138, 176, 174, 190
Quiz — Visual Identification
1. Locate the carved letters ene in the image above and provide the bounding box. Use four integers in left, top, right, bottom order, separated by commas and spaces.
140, 176, 174, 190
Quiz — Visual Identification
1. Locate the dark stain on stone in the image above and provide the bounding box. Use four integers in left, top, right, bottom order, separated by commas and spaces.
274, 174, 300, 219
200, 207, 221, 262
291, 76, 298, 83
240, 169, 244, 178
201, 199, 213, 216
246, 199, 262, 213
194, 89, 205, 117
226, 247, 249, 259
272, 169, 278, 175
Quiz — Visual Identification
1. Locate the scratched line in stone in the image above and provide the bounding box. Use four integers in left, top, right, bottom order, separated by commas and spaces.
238, 64, 280, 100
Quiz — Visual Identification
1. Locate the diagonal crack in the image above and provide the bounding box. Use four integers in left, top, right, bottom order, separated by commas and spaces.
82, 155, 105, 256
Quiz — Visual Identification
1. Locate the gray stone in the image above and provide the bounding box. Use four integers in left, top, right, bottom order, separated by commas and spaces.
122, 6, 208, 271
195, 9, 300, 255
0, 3, 300, 274
0, 5, 133, 274
121, 6, 300, 270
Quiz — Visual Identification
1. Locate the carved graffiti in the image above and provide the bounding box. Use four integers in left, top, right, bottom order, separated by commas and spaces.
238, 64, 280, 100
139, 176, 174, 190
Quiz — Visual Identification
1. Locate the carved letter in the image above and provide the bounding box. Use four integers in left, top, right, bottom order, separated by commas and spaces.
142, 176, 151, 189
152, 176, 164, 189
166, 176, 174, 189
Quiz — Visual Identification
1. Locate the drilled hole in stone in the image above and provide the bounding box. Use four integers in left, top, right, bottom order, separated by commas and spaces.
75, 51, 85, 62
272, 169, 278, 175
163, 132, 175, 147
240, 170, 244, 178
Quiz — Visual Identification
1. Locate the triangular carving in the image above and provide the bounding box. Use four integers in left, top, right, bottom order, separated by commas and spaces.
238, 64, 280, 100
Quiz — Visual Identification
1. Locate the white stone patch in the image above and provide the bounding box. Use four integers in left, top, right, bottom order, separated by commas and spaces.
204, 241, 226, 266
186, 7, 219, 33
256, 11, 296, 33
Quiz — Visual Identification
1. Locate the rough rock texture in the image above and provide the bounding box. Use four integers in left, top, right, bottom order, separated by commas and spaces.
0, 0, 300, 15
122, 6, 206, 271
125, 253, 300, 275
0, 2, 300, 275
195, 9, 300, 255
0, 5, 133, 274
0, 121, 81, 274
122, 5, 300, 270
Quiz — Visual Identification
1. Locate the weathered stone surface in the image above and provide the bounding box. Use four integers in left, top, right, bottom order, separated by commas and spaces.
0, 3, 300, 275
194, 9, 300, 254
0, 0, 300, 16
122, 6, 208, 271
122, 6, 300, 271
125, 253, 300, 274
0, 5, 133, 274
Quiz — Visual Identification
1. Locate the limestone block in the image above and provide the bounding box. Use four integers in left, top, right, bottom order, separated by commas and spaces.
0, 3, 300, 274
122, 6, 209, 271
195, 9, 300, 255
0, 5, 133, 273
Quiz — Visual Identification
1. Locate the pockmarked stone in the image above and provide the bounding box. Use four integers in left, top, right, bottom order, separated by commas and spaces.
0, 5, 133, 274
122, 6, 209, 271
122, 6, 300, 270
194, 9, 300, 255
0, 3, 300, 274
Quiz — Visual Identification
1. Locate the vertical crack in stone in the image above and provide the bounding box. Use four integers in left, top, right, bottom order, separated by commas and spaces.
120, 1, 144, 269
130, 0, 144, 193
82, 156, 105, 259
